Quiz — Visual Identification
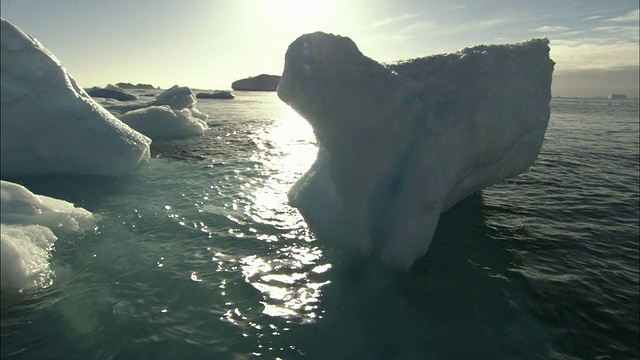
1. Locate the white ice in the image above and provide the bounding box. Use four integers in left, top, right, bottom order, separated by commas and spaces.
278, 32, 554, 269
117, 85, 209, 141
0, 18, 151, 177
1, 180, 95, 290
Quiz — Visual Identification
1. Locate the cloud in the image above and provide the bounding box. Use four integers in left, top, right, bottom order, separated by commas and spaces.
448, 5, 467, 11
605, 8, 639, 22
592, 25, 639, 40
358, 3, 639, 73
391, 14, 517, 40
368, 13, 424, 28
531, 8, 639, 73
550, 38, 638, 72
533, 26, 571, 32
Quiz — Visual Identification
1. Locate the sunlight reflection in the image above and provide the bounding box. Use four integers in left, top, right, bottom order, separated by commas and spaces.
254, 103, 317, 174
241, 253, 330, 323
248, 103, 317, 231
232, 101, 330, 323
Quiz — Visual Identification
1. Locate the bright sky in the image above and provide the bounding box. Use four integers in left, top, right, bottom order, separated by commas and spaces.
1, 0, 638, 97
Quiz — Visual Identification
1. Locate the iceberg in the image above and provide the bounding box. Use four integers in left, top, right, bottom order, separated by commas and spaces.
151, 85, 200, 110
278, 32, 554, 269
118, 85, 209, 141
87, 84, 138, 101
232, 74, 281, 91
1, 180, 95, 290
0, 18, 151, 177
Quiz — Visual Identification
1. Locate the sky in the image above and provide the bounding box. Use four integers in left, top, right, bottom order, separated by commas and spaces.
1, 0, 638, 97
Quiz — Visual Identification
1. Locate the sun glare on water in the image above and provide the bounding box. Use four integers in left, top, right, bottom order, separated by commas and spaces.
225, 97, 323, 323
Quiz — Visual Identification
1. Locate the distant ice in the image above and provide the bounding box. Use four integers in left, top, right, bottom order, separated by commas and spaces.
1, 180, 95, 290
278, 32, 554, 269
0, 18, 151, 177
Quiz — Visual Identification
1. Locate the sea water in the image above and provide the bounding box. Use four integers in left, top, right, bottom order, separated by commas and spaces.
1, 93, 638, 359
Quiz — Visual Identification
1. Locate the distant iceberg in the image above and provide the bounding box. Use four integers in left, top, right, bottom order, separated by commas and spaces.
232, 74, 281, 91
195, 90, 235, 99
115, 82, 157, 90
1, 180, 95, 290
0, 18, 151, 177
278, 32, 554, 269
608, 94, 627, 99
87, 84, 138, 101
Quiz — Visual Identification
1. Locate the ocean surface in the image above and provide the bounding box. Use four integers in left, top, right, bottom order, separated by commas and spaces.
1, 92, 638, 360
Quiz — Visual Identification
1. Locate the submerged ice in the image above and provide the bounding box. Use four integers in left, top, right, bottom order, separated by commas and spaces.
0, 18, 151, 177
278, 32, 554, 269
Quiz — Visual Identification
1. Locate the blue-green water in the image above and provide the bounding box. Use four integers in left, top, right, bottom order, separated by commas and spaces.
1, 93, 638, 359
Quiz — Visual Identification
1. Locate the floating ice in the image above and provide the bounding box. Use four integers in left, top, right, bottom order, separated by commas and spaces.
1, 180, 95, 290
0, 18, 151, 177
278, 32, 554, 269
97, 85, 209, 141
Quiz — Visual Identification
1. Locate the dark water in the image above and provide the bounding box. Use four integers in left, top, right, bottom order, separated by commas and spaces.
1, 93, 638, 359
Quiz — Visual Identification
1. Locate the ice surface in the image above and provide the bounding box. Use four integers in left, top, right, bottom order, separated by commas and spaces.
1, 180, 95, 290
0, 18, 151, 176
278, 32, 554, 269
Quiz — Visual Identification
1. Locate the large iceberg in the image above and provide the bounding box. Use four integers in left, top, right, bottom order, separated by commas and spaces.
278, 32, 554, 269
0, 18, 151, 177
1, 180, 95, 290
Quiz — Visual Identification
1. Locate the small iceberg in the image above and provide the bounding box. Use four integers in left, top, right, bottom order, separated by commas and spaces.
118, 85, 209, 141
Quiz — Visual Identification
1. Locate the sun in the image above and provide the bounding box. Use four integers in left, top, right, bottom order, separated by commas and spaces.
258, 0, 334, 34
269, 0, 326, 14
